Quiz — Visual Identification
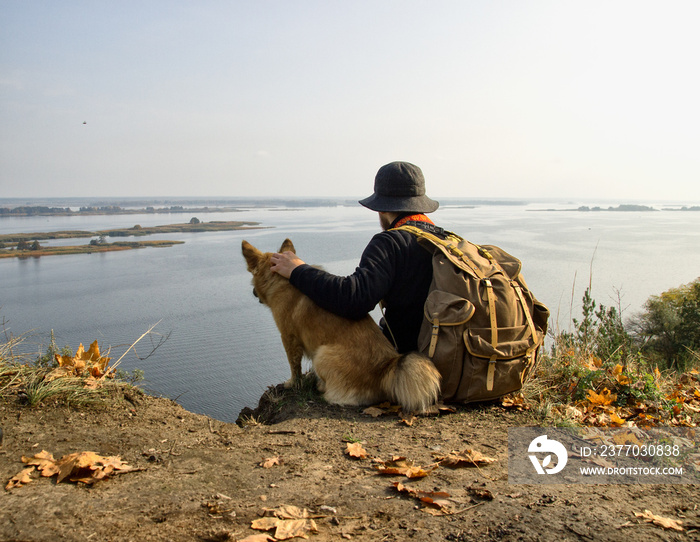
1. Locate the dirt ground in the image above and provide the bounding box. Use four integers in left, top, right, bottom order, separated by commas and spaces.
1, 382, 698, 542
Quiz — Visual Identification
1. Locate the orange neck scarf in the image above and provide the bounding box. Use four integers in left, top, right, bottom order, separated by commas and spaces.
392, 213, 434, 229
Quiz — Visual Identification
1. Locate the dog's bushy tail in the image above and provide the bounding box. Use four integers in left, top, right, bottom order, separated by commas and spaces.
381, 353, 441, 413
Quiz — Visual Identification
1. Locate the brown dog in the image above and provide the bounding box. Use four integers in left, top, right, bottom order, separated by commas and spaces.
241, 239, 441, 412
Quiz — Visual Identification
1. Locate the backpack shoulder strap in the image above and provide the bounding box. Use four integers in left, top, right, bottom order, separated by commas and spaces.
393, 224, 489, 280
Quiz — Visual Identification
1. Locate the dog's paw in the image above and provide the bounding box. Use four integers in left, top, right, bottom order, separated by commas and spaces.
283, 378, 297, 389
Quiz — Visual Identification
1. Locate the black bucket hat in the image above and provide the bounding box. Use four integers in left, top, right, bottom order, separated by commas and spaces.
359, 161, 439, 213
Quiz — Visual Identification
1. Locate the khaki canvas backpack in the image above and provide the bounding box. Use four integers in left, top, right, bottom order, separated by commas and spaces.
396, 225, 550, 403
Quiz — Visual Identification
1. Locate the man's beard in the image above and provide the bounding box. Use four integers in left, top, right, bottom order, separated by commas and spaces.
379, 213, 392, 231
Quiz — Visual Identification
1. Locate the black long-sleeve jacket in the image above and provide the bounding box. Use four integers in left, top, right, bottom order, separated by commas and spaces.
288, 219, 445, 353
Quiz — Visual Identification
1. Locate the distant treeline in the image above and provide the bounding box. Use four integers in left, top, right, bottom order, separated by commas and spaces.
0, 206, 73, 216
577, 204, 700, 212
533, 204, 700, 213
0, 200, 358, 216
577, 204, 658, 212
0, 205, 224, 217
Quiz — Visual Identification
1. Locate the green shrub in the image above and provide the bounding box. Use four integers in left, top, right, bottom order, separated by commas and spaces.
631, 278, 700, 371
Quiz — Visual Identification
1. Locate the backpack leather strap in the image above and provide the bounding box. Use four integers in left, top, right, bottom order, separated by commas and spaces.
512, 282, 538, 341
428, 315, 440, 358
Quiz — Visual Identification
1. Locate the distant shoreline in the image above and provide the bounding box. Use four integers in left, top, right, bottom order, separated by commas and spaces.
0, 220, 265, 259
0, 205, 249, 217
2, 200, 699, 217
529, 204, 700, 212
0, 199, 358, 215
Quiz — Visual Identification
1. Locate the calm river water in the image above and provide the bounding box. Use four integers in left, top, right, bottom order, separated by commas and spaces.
2, 200, 699, 422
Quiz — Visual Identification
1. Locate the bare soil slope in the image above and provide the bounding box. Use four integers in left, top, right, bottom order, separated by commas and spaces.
1, 384, 698, 542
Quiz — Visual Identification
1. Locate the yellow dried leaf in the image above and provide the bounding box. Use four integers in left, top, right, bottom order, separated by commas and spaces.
56, 451, 99, 483
6, 467, 35, 490
54, 340, 112, 378
582, 355, 602, 369
374, 458, 436, 479
634, 509, 684, 531
362, 406, 385, 417
400, 414, 416, 426
345, 442, 367, 459
393, 481, 455, 515
259, 456, 281, 469
21, 450, 59, 477
587, 388, 617, 406
237, 535, 275, 542
612, 364, 631, 385
251, 517, 280, 531
501, 394, 529, 410
55, 451, 135, 484
434, 449, 497, 468
251, 509, 318, 541
268, 505, 309, 520
261, 505, 311, 520
274, 518, 318, 540
609, 411, 625, 426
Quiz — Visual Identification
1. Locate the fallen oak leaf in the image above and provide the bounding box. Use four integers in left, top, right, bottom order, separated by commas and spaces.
54, 340, 112, 378
259, 456, 281, 469
362, 406, 385, 418
392, 481, 455, 515
393, 481, 450, 501
57, 451, 103, 483
634, 509, 684, 531
56, 451, 136, 484
501, 394, 529, 410
433, 449, 497, 468
237, 534, 275, 542
399, 413, 416, 426
587, 388, 617, 407
612, 364, 631, 385
374, 456, 437, 479
609, 411, 626, 426
252, 507, 318, 540
467, 485, 495, 500
274, 518, 318, 540
251, 517, 281, 531
262, 504, 310, 519
5, 467, 35, 490
21, 450, 59, 477
345, 441, 368, 459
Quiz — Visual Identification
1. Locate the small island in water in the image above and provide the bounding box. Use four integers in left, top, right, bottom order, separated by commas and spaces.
532, 204, 700, 212
0, 219, 264, 259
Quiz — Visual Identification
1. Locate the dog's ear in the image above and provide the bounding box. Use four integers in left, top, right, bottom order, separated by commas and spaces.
241, 240, 263, 270
279, 238, 295, 254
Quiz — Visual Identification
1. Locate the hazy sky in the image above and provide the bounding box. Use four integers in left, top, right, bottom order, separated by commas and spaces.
2, 1, 699, 201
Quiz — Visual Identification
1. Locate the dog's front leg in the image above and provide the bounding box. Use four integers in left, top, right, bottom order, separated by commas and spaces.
281, 335, 303, 388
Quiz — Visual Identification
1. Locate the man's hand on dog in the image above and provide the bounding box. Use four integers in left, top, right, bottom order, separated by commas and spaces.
270, 251, 305, 278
